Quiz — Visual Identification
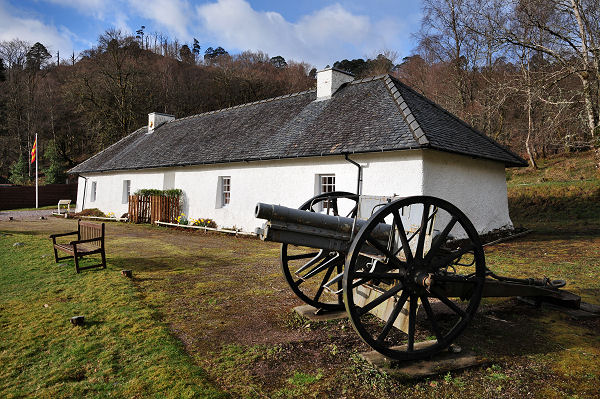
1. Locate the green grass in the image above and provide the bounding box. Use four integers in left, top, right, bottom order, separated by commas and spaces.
3, 205, 57, 211
0, 233, 225, 398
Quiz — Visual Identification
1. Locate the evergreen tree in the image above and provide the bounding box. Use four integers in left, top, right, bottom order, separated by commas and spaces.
44, 140, 66, 184
26, 42, 51, 71
8, 154, 29, 185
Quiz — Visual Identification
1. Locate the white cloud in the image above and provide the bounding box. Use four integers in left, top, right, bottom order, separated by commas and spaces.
0, 1, 75, 56
128, 0, 192, 39
196, 0, 398, 67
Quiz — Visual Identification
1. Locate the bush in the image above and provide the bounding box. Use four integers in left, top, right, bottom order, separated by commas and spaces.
133, 188, 183, 198
76, 208, 106, 217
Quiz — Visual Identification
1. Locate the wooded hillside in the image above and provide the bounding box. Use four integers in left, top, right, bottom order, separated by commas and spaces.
1, 0, 598, 183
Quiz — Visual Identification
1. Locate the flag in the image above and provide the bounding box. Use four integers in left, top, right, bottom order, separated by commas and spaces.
31, 137, 37, 164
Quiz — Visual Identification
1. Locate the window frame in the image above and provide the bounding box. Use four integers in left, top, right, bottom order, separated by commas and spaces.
122, 180, 131, 204
219, 176, 231, 208
318, 174, 335, 212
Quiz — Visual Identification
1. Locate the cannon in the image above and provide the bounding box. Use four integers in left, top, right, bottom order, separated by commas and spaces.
255, 192, 581, 361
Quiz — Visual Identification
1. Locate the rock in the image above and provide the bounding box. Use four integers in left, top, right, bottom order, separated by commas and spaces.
39, 216, 46, 220
43, 304, 50, 308
57, 263, 68, 267
121, 269, 133, 278
70, 316, 85, 326
13, 242, 24, 247
8, 217, 13, 221
41, 254, 49, 258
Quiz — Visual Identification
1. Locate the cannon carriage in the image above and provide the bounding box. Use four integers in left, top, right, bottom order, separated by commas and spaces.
256, 192, 581, 361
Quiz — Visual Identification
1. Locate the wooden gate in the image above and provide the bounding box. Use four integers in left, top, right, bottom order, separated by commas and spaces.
128, 195, 179, 224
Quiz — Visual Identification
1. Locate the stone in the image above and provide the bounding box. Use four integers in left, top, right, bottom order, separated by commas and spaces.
39, 216, 46, 220
70, 316, 85, 326
360, 341, 486, 379
13, 242, 24, 247
57, 263, 68, 267
293, 304, 348, 322
121, 269, 133, 278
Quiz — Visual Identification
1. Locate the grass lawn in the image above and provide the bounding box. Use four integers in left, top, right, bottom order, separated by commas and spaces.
0, 230, 224, 398
1, 152, 599, 398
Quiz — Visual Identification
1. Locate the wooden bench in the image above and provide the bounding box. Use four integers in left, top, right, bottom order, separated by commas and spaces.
57, 199, 72, 217
50, 219, 106, 273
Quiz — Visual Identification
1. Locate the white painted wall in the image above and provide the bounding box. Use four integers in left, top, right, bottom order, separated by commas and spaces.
74, 149, 512, 234
422, 150, 513, 234
75, 151, 424, 230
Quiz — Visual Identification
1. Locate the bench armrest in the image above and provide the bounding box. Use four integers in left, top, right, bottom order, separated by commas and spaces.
50, 231, 78, 239
70, 237, 102, 245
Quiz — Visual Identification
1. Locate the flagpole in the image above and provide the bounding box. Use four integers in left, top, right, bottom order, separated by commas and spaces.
35, 133, 38, 209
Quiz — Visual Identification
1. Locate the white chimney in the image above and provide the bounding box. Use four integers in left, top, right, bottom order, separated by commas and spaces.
316, 67, 354, 100
148, 112, 175, 134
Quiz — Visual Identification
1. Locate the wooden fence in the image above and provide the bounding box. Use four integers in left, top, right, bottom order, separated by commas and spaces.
0, 183, 77, 210
128, 195, 179, 224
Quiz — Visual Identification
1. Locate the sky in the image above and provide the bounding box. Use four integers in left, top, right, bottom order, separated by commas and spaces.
0, 0, 423, 68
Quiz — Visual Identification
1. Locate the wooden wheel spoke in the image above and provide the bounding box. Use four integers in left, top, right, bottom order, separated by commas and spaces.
294, 251, 326, 275
301, 255, 340, 280
424, 216, 457, 264
357, 283, 403, 316
430, 287, 466, 318
376, 290, 409, 344
314, 265, 336, 302
365, 235, 407, 271
420, 295, 444, 344
407, 294, 417, 351
287, 252, 320, 261
392, 209, 413, 263
415, 203, 430, 259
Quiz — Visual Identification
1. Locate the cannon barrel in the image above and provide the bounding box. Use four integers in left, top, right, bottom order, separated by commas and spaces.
255, 202, 391, 251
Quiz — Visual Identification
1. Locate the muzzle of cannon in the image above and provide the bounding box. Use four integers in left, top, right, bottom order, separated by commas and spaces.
255, 192, 582, 362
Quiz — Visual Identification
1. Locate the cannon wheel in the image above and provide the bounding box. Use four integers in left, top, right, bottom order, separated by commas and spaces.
281, 191, 359, 311
343, 196, 486, 361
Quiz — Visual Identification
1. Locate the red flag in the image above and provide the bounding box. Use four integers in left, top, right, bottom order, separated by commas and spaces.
31, 137, 37, 164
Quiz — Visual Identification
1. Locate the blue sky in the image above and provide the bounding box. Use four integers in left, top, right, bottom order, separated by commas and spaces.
0, 0, 422, 67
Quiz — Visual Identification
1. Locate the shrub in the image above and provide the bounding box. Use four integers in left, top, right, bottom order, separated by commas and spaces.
133, 188, 183, 198
76, 208, 106, 217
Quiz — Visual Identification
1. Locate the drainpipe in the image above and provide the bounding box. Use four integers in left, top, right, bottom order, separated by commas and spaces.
344, 154, 362, 196
80, 175, 89, 211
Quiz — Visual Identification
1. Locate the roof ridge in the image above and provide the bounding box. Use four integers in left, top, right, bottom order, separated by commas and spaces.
383, 75, 429, 146
67, 126, 147, 174
388, 75, 526, 165
176, 88, 316, 122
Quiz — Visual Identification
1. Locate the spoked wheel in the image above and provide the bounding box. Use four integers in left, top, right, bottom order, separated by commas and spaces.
281, 191, 359, 311
343, 196, 485, 360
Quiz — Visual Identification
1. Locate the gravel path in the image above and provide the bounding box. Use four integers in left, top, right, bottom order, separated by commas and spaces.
0, 209, 55, 221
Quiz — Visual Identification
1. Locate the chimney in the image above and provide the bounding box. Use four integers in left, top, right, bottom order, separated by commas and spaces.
148, 112, 175, 134
316, 67, 354, 100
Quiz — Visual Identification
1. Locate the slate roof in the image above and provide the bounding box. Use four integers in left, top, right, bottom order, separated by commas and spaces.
69, 74, 527, 174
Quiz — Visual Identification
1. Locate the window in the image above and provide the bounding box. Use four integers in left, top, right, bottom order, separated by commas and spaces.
91, 181, 97, 202
319, 174, 335, 211
122, 180, 131, 204
219, 176, 231, 207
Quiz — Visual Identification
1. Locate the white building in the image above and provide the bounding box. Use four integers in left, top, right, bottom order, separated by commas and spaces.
69, 69, 526, 233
